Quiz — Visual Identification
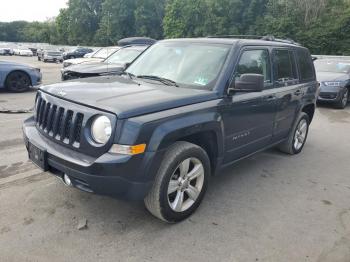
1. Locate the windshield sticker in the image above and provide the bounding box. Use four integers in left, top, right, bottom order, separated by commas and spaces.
194, 77, 209, 86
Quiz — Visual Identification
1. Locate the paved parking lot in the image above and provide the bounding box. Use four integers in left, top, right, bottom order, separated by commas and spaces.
1, 56, 350, 262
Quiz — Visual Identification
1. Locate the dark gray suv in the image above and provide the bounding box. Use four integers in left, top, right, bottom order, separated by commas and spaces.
315, 58, 350, 109
23, 36, 318, 222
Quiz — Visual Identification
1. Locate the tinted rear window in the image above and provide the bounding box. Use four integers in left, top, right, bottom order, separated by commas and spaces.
274, 49, 298, 81
297, 49, 315, 81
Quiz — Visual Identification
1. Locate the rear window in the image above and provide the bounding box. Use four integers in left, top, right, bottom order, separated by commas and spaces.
273, 49, 298, 81
297, 49, 315, 81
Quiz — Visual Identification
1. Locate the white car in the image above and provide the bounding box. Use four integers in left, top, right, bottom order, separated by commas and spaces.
63, 46, 120, 68
18, 49, 33, 56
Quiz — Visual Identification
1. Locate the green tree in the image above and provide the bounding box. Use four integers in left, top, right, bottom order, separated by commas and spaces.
95, 0, 136, 46
134, 0, 165, 39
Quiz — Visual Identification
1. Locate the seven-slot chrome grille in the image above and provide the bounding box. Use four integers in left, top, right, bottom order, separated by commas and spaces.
35, 95, 84, 147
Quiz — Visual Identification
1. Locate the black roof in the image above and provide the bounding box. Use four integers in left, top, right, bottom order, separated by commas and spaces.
118, 37, 157, 46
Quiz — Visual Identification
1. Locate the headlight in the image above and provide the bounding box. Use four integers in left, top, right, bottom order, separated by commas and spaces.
91, 116, 112, 144
323, 81, 343, 87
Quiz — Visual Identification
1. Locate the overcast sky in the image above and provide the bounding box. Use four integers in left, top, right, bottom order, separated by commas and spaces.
0, 0, 68, 22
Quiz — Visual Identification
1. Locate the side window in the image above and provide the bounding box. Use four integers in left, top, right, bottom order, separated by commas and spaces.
296, 49, 315, 81
235, 49, 271, 84
273, 49, 298, 82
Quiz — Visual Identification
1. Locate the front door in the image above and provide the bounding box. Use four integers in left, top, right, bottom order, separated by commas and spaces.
222, 48, 277, 164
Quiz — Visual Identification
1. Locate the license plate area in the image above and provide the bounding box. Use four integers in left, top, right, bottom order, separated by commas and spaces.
28, 142, 48, 171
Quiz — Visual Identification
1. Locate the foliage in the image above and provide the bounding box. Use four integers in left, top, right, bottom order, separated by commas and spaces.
1, 0, 350, 55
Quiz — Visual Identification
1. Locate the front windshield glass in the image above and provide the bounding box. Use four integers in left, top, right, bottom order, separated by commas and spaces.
93, 47, 119, 58
126, 42, 231, 89
105, 48, 144, 64
315, 60, 350, 73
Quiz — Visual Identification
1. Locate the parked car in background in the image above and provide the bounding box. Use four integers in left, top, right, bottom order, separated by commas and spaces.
117, 37, 157, 46
42, 50, 63, 63
17, 49, 34, 56
29, 48, 38, 56
37, 48, 45, 60
0, 48, 14, 56
61, 45, 147, 80
24, 36, 317, 222
0, 61, 41, 92
63, 46, 120, 68
315, 58, 350, 109
63, 47, 94, 60
83, 50, 96, 58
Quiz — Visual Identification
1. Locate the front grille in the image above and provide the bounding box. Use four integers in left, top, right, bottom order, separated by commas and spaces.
319, 92, 337, 99
35, 96, 84, 147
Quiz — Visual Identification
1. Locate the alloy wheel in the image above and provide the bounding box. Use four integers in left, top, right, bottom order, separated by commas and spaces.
167, 157, 205, 212
342, 89, 349, 107
294, 119, 308, 151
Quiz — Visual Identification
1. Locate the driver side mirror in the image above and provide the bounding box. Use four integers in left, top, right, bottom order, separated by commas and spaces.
228, 73, 264, 94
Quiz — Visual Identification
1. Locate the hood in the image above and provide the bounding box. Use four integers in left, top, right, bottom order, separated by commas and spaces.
40, 76, 218, 119
64, 62, 124, 74
316, 71, 350, 82
66, 57, 104, 65
0, 61, 33, 69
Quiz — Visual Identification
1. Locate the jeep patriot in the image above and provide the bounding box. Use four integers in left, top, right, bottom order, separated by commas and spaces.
23, 37, 318, 222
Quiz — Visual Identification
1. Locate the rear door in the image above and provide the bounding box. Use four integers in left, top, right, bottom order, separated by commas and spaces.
271, 48, 303, 142
222, 47, 277, 164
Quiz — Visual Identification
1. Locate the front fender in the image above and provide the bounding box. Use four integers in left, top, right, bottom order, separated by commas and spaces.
147, 111, 224, 156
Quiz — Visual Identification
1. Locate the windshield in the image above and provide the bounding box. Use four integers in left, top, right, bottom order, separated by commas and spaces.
93, 47, 119, 58
315, 60, 350, 73
105, 48, 144, 64
126, 42, 231, 89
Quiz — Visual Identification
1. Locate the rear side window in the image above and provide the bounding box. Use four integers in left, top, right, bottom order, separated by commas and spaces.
297, 49, 315, 81
235, 49, 271, 83
273, 49, 298, 82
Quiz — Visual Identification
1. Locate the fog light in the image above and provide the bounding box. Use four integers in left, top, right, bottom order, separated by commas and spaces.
63, 174, 72, 186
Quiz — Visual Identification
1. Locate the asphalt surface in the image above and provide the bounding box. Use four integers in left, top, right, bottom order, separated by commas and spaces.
1, 55, 350, 262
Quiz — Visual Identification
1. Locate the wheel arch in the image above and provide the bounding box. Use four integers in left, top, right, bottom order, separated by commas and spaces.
5, 69, 33, 87
146, 113, 225, 175
301, 103, 315, 123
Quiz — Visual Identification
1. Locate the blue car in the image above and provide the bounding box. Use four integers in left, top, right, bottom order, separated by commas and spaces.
0, 61, 42, 92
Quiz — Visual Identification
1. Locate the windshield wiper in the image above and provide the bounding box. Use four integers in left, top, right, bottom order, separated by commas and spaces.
137, 75, 178, 87
120, 71, 135, 79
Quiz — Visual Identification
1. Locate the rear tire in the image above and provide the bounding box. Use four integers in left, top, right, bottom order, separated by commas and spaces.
144, 141, 210, 223
278, 112, 310, 155
335, 88, 349, 109
5, 71, 31, 93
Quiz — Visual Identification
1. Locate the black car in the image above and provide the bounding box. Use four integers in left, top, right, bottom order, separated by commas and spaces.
61, 45, 148, 81
314, 58, 350, 109
0, 48, 14, 55
63, 47, 94, 60
23, 36, 317, 222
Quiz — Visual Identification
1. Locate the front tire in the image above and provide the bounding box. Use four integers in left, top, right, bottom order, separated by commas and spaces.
278, 112, 310, 155
144, 141, 210, 223
335, 88, 349, 109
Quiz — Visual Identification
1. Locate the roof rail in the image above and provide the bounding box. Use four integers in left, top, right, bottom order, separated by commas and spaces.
207, 35, 300, 46
207, 35, 263, 39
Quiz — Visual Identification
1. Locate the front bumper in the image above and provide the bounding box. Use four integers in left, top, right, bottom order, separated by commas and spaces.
44, 56, 63, 62
317, 85, 345, 102
23, 117, 160, 200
